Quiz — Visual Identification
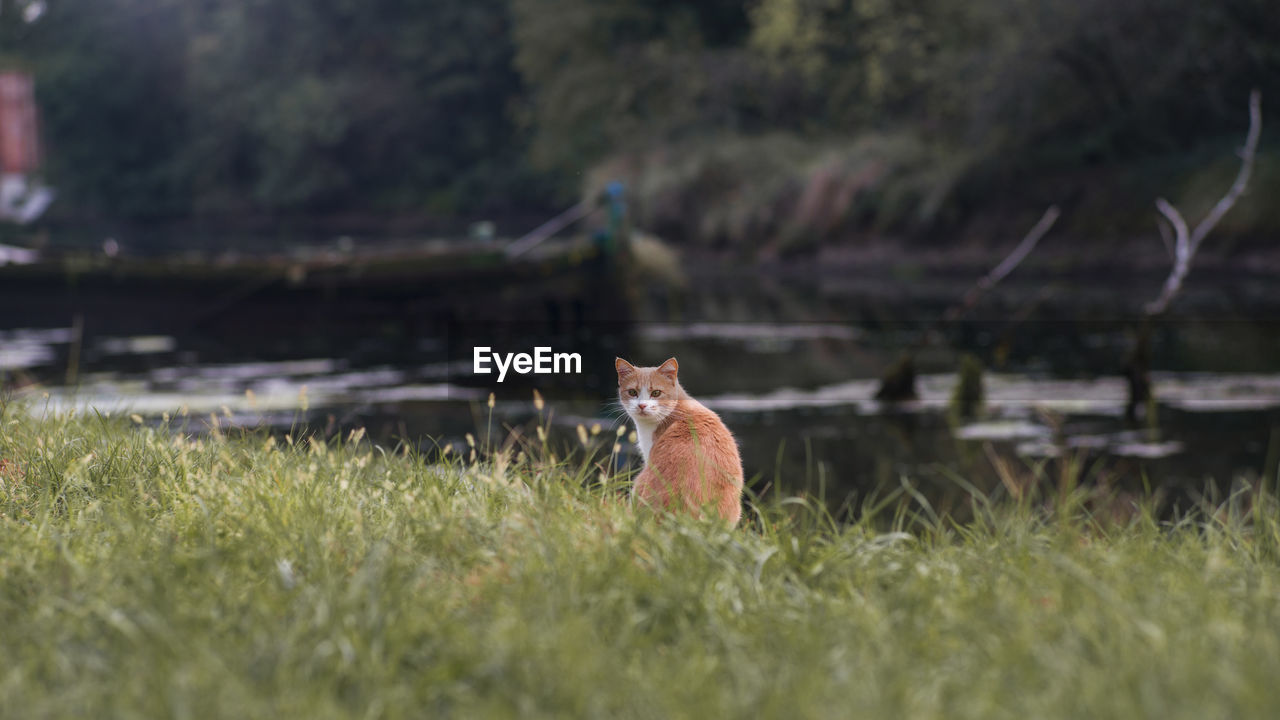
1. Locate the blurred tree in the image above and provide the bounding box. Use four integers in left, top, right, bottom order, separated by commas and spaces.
7, 0, 1278, 230
510, 0, 764, 178
179, 0, 535, 215
746, 0, 1280, 158
24, 0, 190, 218
749, 0, 948, 126
24, 0, 544, 221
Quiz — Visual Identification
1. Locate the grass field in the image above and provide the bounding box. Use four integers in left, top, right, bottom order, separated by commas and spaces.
3, 401, 1280, 719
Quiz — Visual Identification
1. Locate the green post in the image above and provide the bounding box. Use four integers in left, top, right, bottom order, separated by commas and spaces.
599, 180, 629, 257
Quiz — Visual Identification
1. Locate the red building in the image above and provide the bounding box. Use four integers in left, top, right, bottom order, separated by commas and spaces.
0, 71, 40, 175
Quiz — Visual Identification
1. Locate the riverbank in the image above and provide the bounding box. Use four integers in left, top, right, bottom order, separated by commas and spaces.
3, 408, 1280, 717
589, 133, 1280, 268
13, 132, 1278, 277
807, 234, 1280, 277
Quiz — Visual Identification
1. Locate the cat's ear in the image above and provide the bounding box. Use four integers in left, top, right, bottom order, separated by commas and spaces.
657, 357, 678, 379
615, 357, 636, 379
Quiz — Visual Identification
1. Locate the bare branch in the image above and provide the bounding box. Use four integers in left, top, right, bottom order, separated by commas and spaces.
506, 201, 594, 259
946, 205, 1060, 321
1156, 215, 1175, 260
1155, 198, 1190, 252
1189, 89, 1262, 254
982, 205, 1062, 289
1146, 199, 1191, 315
882, 204, 1061, 402
1145, 89, 1261, 316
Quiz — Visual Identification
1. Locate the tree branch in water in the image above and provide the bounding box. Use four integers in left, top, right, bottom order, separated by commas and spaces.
1146, 89, 1261, 315
876, 205, 1060, 402
944, 205, 1061, 323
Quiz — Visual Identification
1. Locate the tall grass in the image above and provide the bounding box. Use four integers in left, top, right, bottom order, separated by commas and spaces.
2, 401, 1280, 718
589, 132, 968, 256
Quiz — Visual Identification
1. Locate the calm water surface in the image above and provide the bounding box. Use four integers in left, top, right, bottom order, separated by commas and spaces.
6, 263, 1279, 510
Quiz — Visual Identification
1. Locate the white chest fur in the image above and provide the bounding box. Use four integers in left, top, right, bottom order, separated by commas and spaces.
634, 420, 657, 464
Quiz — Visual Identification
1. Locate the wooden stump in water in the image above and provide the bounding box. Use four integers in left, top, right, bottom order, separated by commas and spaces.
875, 354, 918, 402
1122, 323, 1152, 425
949, 353, 985, 421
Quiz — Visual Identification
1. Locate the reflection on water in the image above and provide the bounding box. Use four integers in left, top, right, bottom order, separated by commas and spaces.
4, 264, 1280, 511
703, 372, 1280, 416
21, 350, 482, 421
98, 335, 177, 356
0, 328, 76, 370
639, 322, 863, 343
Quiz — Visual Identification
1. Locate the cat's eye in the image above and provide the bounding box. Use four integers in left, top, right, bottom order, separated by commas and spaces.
627, 389, 638, 397
650, 390, 662, 397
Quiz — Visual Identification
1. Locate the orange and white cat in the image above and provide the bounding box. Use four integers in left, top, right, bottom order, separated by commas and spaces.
616, 357, 744, 525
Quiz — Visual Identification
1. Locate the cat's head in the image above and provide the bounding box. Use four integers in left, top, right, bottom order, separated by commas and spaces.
616, 357, 681, 424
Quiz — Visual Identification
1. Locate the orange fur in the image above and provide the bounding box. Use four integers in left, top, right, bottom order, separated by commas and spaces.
616, 357, 744, 525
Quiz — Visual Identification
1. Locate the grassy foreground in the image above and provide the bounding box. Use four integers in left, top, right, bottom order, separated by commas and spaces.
3, 406, 1280, 719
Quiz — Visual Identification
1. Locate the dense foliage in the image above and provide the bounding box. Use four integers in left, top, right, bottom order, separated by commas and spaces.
10, 0, 1279, 233
18, 0, 541, 219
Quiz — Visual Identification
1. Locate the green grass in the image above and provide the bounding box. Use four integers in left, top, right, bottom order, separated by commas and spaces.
3, 403, 1280, 719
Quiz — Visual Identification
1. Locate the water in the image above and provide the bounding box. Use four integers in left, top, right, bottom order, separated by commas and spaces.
4, 262, 1279, 511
